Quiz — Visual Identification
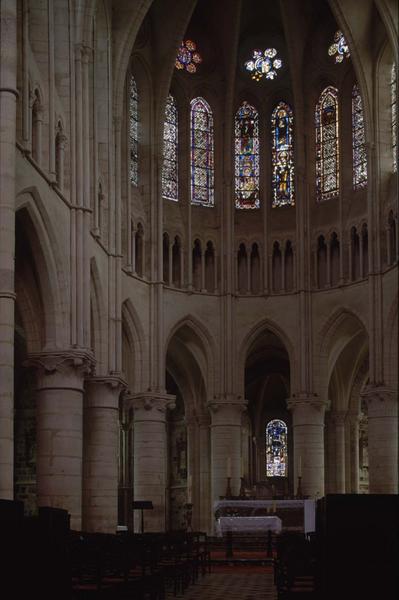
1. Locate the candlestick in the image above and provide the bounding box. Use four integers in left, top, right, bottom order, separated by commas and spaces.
226, 456, 231, 478
187, 475, 192, 503
225, 476, 232, 498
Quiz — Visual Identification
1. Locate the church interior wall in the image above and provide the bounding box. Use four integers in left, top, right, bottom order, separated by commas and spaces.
1, 0, 397, 533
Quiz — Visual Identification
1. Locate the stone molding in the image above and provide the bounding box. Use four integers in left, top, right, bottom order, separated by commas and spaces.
126, 392, 176, 420
85, 375, 127, 409
25, 349, 95, 391
361, 384, 398, 418
208, 395, 247, 426
330, 411, 347, 426
287, 393, 327, 425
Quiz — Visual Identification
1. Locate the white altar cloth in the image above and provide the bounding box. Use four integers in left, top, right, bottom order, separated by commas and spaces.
213, 499, 315, 534
215, 516, 282, 537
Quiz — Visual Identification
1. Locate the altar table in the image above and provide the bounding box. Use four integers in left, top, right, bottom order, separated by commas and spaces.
215, 515, 282, 537
214, 499, 315, 534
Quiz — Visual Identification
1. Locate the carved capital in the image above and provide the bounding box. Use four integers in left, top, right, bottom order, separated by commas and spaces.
25, 349, 95, 391
361, 384, 398, 418
208, 394, 247, 426
127, 391, 176, 422
85, 375, 127, 410
287, 393, 327, 425
330, 411, 347, 427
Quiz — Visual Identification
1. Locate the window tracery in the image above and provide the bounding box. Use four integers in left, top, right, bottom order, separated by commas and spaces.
129, 75, 139, 185
235, 101, 260, 209
175, 40, 202, 73
162, 94, 178, 201
190, 97, 214, 207
272, 102, 295, 207
328, 30, 350, 63
352, 84, 367, 189
266, 419, 288, 477
316, 86, 339, 201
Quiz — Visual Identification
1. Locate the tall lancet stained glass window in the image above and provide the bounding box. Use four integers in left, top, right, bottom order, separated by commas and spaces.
190, 97, 214, 206
235, 101, 259, 209
391, 64, 397, 172
266, 419, 288, 477
162, 94, 178, 201
129, 76, 139, 185
272, 102, 295, 207
316, 86, 339, 201
352, 84, 367, 189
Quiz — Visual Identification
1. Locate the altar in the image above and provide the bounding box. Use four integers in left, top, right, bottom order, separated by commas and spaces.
214, 499, 315, 535
215, 515, 282, 537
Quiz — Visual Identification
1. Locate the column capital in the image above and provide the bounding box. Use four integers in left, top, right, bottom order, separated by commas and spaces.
126, 391, 176, 418
85, 375, 127, 409
208, 394, 247, 425
361, 384, 398, 417
287, 393, 327, 424
25, 349, 95, 390
330, 410, 347, 426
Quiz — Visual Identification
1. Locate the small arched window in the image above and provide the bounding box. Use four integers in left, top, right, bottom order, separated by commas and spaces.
235, 101, 260, 209
162, 94, 178, 200
129, 75, 139, 185
190, 97, 214, 206
271, 102, 294, 207
315, 86, 339, 201
352, 84, 367, 189
266, 419, 288, 477
391, 64, 397, 172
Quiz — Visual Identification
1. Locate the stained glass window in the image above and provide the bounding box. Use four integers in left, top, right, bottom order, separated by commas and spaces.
162, 94, 178, 201
316, 86, 339, 201
235, 101, 259, 209
176, 40, 202, 73
328, 30, 350, 63
352, 84, 367, 189
190, 97, 214, 206
129, 75, 138, 185
245, 48, 282, 81
391, 64, 397, 173
272, 102, 295, 207
266, 419, 288, 477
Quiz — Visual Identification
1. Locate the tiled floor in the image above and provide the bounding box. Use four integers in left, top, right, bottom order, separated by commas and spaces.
165, 572, 277, 599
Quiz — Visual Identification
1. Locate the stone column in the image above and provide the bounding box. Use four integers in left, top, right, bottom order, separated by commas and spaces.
198, 413, 211, 533
129, 393, 175, 532
361, 385, 398, 493
0, 0, 17, 500
331, 411, 346, 493
26, 351, 94, 529
208, 397, 246, 504
82, 376, 125, 533
288, 395, 327, 498
348, 413, 360, 493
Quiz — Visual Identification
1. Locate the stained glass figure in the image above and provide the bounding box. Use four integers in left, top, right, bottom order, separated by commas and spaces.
266, 419, 288, 477
176, 40, 202, 73
328, 30, 350, 63
391, 64, 397, 173
272, 102, 295, 207
162, 94, 178, 201
129, 75, 138, 185
352, 84, 367, 189
245, 48, 282, 81
235, 101, 259, 209
190, 97, 214, 206
315, 86, 339, 201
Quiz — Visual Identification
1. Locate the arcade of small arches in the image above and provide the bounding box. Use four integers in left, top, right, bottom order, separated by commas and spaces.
0, 0, 397, 536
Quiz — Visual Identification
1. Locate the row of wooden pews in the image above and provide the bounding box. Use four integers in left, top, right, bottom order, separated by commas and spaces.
274, 532, 317, 599
0, 500, 210, 599
71, 530, 211, 598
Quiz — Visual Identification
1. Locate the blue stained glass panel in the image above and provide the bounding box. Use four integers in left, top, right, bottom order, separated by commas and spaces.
272, 102, 295, 207
235, 101, 260, 209
266, 419, 288, 477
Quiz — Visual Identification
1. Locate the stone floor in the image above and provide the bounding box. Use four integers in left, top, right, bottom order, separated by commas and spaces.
165, 572, 277, 599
